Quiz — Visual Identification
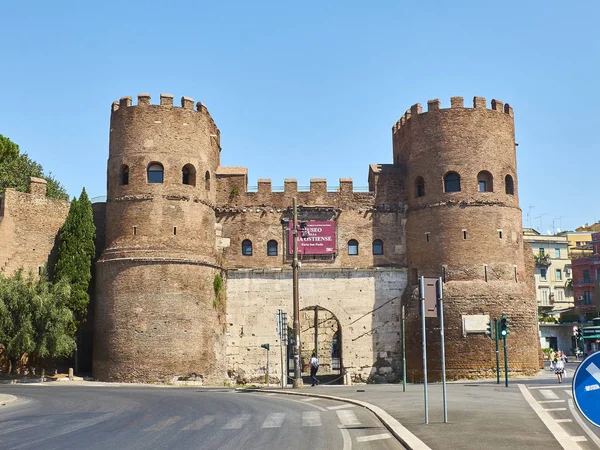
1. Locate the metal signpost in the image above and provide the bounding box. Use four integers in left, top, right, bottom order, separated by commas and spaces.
402, 303, 406, 393
418, 276, 428, 424
292, 197, 302, 388
419, 276, 443, 424
573, 351, 600, 428
277, 310, 288, 388
260, 343, 270, 385
436, 277, 448, 423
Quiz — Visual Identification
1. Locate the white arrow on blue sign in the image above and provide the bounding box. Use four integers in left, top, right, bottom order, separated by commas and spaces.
573, 351, 600, 428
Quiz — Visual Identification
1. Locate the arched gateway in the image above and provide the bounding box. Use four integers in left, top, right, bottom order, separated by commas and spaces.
299, 306, 341, 378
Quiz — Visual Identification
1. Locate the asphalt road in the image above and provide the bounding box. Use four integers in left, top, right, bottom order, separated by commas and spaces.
0, 385, 404, 450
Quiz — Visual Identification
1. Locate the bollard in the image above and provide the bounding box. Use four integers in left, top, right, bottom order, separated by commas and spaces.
68, 368, 73, 381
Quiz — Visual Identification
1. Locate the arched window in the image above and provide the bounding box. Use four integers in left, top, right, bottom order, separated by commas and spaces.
182, 164, 196, 186
147, 163, 164, 183
477, 171, 493, 192
267, 240, 278, 256
348, 239, 358, 256
373, 239, 384, 255
444, 172, 461, 192
242, 239, 253, 256
120, 165, 129, 186
205, 171, 211, 191
505, 174, 515, 195
415, 176, 425, 198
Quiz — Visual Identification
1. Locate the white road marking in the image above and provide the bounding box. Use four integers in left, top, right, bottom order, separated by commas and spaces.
572, 436, 587, 442
529, 385, 568, 389
564, 390, 573, 397
261, 413, 286, 428
555, 419, 572, 423
222, 414, 251, 429
338, 424, 352, 450
143, 416, 182, 432
336, 409, 360, 426
12, 413, 116, 450
518, 384, 581, 450
302, 411, 322, 427
282, 397, 327, 411
357, 433, 392, 442
539, 400, 565, 404
540, 389, 560, 400
542, 408, 567, 412
0, 420, 40, 434
327, 404, 356, 410
568, 399, 600, 448
265, 393, 277, 396
301, 397, 318, 402
182, 415, 215, 430
586, 362, 600, 383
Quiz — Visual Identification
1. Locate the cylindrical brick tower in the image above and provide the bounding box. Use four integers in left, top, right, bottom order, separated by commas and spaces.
394, 96, 540, 380
93, 93, 226, 383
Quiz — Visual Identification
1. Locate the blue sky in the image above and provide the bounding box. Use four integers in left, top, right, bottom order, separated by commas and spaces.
1, 1, 598, 233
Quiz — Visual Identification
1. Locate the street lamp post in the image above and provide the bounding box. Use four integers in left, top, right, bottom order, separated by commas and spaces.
292, 197, 303, 388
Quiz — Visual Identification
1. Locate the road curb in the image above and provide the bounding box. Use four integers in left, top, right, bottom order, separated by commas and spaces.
248, 388, 431, 450
0, 394, 17, 406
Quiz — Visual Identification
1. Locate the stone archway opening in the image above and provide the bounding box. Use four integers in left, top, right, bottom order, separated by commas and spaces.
298, 306, 341, 376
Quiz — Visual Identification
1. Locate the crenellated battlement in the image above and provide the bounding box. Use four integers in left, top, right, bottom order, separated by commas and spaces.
111, 93, 220, 135
392, 96, 514, 134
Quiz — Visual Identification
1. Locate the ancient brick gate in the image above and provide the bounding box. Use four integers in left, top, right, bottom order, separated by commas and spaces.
299, 306, 341, 377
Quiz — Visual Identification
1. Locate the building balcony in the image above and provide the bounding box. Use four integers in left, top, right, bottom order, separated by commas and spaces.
535, 254, 552, 267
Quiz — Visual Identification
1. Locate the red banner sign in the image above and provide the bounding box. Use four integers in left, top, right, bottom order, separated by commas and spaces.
288, 221, 336, 255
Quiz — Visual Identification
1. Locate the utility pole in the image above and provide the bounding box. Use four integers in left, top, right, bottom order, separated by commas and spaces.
292, 197, 303, 388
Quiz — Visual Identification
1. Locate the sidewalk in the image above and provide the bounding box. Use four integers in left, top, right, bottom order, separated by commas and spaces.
258, 369, 563, 450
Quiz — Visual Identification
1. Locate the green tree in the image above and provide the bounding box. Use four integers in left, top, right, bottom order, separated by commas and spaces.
0, 134, 19, 163
0, 135, 68, 200
0, 270, 75, 374
52, 188, 96, 325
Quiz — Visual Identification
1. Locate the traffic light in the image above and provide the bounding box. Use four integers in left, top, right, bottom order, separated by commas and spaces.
260, 343, 270, 351
486, 320, 495, 340
499, 316, 510, 337
576, 327, 583, 341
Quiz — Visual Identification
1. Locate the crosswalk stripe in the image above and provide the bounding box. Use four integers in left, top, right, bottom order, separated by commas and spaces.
327, 404, 355, 410
539, 400, 565, 404
261, 413, 285, 428
182, 415, 215, 430
356, 433, 392, 443
540, 389, 560, 400
564, 390, 573, 397
555, 419, 572, 423
543, 408, 567, 412
222, 414, 251, 429
143, 416, 182, 432
572, 436, 587, 442
302, 411, 322, 427
336, 409, 360, 426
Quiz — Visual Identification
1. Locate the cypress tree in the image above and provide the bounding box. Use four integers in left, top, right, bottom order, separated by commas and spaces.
52, 188, 96, 325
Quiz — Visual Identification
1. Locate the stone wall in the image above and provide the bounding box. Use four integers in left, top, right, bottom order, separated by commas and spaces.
0, 179, 70, 276
225, 268, 407, 383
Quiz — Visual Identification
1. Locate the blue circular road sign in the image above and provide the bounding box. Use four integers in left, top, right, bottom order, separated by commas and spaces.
573, 351, 600, 428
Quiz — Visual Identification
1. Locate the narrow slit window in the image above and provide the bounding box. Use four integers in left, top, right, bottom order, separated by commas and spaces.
133, 226, 137, 236
173, 226, 177, 236
498, 230, 503, 239
462, 230, 467, 240
425, 232, 430, 242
